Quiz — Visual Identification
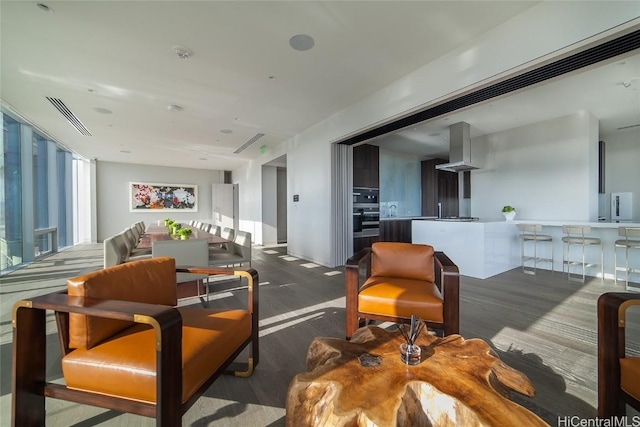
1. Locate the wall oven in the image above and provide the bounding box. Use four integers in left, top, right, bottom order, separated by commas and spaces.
353, 187, 379, 237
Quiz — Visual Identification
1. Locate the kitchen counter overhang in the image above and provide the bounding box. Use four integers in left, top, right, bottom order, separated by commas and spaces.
412, 219, 640, 280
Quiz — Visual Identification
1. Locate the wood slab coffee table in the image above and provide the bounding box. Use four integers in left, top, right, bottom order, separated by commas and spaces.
286, 325, 548, 427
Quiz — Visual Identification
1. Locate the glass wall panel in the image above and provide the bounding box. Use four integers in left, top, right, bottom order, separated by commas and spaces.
1, 114, 23, 271
33, 133, 49, 255
57, 148, 69, 247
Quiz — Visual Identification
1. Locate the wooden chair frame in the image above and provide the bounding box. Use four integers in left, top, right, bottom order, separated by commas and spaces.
345, 248, 460, 340
597, 292, 640, 417
11, 267, 259, 427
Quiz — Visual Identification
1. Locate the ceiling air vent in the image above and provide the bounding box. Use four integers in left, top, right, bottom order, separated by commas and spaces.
234, 133, 265, 154
46, 97, 92, 136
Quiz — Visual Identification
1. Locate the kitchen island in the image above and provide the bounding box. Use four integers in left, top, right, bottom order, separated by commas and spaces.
413, 219, 640, 283
412, 219, 519, 279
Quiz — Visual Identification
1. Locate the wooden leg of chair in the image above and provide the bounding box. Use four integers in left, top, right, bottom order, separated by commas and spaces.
156, 318, 183, 426
345, 268, 360, 340
597, 293, 626, 417
12, 306, 46, 427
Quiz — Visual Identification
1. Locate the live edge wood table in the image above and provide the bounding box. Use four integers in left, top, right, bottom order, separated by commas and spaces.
286, 326, 549, 427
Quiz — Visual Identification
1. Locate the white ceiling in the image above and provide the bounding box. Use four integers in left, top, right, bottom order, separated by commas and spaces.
373, 52, 640, 158
1, 1, 544, 170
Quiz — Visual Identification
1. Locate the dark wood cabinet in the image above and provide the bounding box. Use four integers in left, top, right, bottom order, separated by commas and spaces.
379, 219, 412, 243
421, 159, 442, 216
421, 159, 459, 217
354, 236, 378, 253
353, 144, 379, 189
438, 171, 459, 217
463, 171, 471, 199
352, 144, 380, 254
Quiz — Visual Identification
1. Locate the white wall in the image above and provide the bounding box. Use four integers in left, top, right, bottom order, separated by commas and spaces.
471, 113, 599, 221
96, 161, 224, 241
602, 127, 640, 221
286, 127, 334, 265
261, 165, 278, 244
233, 3, 639, 267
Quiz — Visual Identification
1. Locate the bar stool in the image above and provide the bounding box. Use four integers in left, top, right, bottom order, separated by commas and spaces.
614, 227, 640, 290
517, 224, 553, 275
562, 225, 603, 283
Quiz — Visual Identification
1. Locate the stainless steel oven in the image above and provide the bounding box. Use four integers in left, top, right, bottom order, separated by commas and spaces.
353, 188, 379, 237
353, 187, 379, 205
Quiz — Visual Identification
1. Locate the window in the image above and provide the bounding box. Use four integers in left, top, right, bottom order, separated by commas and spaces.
33, 133, 49, 256
57, 148, 71, 247
1, 114, 23, 270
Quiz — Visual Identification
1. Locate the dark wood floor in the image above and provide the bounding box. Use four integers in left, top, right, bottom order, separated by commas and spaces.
1, 244, 638, 426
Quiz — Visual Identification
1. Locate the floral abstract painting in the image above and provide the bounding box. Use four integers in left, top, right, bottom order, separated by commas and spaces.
130, 182, 198, 212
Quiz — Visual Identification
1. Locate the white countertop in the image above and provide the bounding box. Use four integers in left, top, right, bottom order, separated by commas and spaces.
380, 216, 437, 221
405, 218, 640, 228
513, 219, 640, 228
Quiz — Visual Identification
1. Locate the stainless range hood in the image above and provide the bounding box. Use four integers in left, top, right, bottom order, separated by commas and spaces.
435, 121, 481, 172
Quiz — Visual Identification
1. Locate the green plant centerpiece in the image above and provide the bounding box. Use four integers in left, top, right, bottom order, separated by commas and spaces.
501, 205, 516, 221
177, 227, 192, 240
171, 222, 182, 235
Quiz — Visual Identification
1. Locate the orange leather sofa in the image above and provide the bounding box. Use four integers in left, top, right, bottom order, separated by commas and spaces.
597, 292, 640, 417
345, 242, 459, 340
11, 257, 259, 426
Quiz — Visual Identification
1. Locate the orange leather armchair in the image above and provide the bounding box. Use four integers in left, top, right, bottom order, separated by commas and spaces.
345, 242, 460, 340
12, 257, 259, 427
598, 292, 640, 417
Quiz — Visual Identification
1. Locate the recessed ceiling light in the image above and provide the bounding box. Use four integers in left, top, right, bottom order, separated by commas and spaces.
120, 150, 131, 154
173, 46, 192, 60
167, 104, 183, 112
289, 34, 315, 51
220, 129, 233, 134
93, 107, 112, 114
36, 3, 54, 13
428, 132, 441, 137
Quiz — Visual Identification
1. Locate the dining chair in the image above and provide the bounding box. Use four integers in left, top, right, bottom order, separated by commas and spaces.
152, 238, 212, 306
209, 231, 252, 268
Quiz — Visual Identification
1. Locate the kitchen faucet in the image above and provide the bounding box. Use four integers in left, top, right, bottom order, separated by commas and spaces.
389, 204, 397, 217
437, 202, 442, 219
